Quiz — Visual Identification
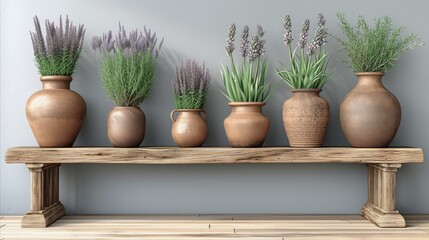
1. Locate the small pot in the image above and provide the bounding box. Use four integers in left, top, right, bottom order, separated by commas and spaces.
26, 76, 86, 147
340, 72, 401, 147
283, 89, 329, 148
170, 109, 208, 147
107, 107, 146, 147
224, 102, 270, 147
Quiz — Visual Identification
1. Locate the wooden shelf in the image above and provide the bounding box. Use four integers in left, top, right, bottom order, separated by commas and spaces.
3, 146, 425, 228
5, 147, 424, 164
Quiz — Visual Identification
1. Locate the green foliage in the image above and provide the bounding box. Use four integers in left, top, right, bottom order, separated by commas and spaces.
277, 47, 330, 89
99, 51, 155, 107
335, 13, 423, 72
174, 91, 208, 109
35, 51, 82, 76
221, 57, 270, 102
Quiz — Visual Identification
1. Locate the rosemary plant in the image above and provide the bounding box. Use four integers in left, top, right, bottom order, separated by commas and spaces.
221, 24, 271, 102
277, 14, 330, 89
30, 15, 85, 76
335, 13, 423, 73
91, 24, 163, 107
173, 60, 210, 109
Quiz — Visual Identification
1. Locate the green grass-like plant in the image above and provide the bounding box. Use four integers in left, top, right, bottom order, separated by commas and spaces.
91, 24, 163, 107
221, 24, 271, 102
277, 14, 331, 89
30, 15, 85, 76
335, 13, 423, 73
100, 51, 155, 107
173, 60, 210, 109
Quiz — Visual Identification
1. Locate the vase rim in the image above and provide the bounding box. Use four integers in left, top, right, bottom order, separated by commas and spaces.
174, 109, 204, 112
291, 89, 321, 93
355, 72, 384, 76
40, 75, 73, 81
228, 102, 266, 107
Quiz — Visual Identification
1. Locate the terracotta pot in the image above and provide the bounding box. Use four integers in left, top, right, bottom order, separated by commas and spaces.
283, 89, 329, 148
107, 107, 146, 147
224, 102, 270, 147
340, 72, 401, 147
26, 76, 86, 147
170, 109, 208, 147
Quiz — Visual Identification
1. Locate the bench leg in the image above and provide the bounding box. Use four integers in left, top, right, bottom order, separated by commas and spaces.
22, 163, 66, 228
361, 163, 405, 228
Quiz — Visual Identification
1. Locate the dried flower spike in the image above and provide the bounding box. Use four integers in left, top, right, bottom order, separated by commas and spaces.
283, 15, 293, 45
225, 23, 236, 55
240, 25, 249, 58
307, 13, 328, 55
298, 19, 310, 49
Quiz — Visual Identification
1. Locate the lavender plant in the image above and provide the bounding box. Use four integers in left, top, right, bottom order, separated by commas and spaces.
91, 24, 163, 107
277, 14, 330, 89
221, 24, 271, 102
30, 15, 85, 76
173, 60, 210, 109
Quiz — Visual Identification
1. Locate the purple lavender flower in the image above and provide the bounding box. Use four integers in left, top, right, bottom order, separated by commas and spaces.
298, 19, 310, 49
256, 25, 266, 57
30, 15, 85, 75
172, 59, 210, 109
307, 13, 328, 55
283, 15, 293, 45
240, 25, 249, 58
248, 35, 260, 62
92, 24, 163, 58
225, 24, 236, 55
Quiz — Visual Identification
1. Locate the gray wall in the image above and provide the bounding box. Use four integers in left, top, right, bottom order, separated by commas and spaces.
1, 0, 428, 214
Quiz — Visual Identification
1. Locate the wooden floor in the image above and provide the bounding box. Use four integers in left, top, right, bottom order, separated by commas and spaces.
1, 215, 429, 239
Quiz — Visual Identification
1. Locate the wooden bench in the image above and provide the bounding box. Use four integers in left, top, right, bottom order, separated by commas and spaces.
5, 147, 424, 228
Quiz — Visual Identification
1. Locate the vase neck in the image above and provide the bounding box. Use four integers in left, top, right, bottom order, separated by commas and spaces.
355, 73, 384, 89
41, 76, 72, 90
291, 89, 321, 97
230, 103, 264, 113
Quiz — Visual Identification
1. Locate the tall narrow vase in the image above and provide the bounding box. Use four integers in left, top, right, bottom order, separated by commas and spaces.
170, 109, 208, 147
283, 89, 329, 147
107, 107, 146, 148
340, 72, 401, 147
26, 76, 86, 147
224, 102, 270, 147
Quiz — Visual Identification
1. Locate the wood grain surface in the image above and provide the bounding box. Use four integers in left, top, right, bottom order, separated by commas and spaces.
1, 215, 429, 239
5, 147, 424, 164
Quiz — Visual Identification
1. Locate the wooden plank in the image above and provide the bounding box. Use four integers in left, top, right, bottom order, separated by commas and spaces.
5, 147, 424, 164
2, 215, 429, 240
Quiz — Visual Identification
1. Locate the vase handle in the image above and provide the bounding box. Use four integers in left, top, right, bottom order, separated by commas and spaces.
170, 110, 177, 123
201, 110, 208, 121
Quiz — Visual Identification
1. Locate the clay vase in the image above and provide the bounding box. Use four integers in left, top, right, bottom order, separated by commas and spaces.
224, 102, 270, 147
170, 109, 208, 147
107, 107, 146, 147
26, 76, 86, 147
340, 72, 401, 148
283, 89, 329, 148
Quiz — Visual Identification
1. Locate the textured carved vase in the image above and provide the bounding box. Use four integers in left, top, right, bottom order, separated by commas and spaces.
170, 109, 208, 147
107, 107, 146, 147
283, 89, 329, 148
26, 76, 86, 147
340, 72, 401, 147
224, 102, 270, 147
